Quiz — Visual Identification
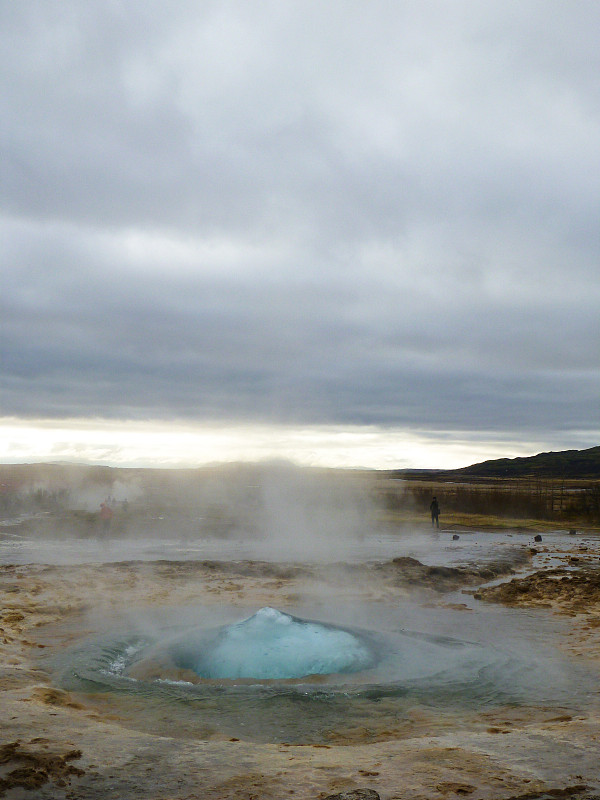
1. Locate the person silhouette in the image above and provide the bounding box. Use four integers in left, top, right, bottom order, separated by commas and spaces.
429, 496, 440, 528
99, 501, 114, 534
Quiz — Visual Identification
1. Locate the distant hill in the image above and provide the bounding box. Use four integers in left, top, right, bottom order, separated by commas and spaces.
454, 446, 600, 479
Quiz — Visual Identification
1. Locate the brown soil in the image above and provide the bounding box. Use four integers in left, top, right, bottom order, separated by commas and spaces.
380, 553, 528, 592
0, 741, 84, 797
473, 565, 600, 616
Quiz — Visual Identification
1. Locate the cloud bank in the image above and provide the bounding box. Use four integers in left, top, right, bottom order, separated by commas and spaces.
2, 2, 599, 463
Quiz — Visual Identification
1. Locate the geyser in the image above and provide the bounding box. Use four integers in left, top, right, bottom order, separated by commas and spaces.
165, 607, 378, 680
52, 592, 596, 746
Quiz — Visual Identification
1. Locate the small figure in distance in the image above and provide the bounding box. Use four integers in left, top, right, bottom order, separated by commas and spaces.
99, 500, 114, 534
430, 496, 440, 529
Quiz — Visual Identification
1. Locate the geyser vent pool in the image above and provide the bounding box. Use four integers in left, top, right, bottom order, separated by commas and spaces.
50, 598, 598, 746
167, 607, 378, 680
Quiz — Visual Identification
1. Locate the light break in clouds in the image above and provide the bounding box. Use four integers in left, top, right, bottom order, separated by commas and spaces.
1, 1, 599, 468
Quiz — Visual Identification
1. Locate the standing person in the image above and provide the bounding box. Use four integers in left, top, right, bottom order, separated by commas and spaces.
99, 500, 113, 534
429, 496, 440, 528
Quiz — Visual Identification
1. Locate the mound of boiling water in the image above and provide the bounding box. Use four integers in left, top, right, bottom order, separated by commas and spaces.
51, 600, 597, 745
163, 607, 377, 680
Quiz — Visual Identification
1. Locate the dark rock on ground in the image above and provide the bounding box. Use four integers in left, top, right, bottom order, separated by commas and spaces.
0, 741, 84, 797
380, 553, 527, 593
323, 790, 380, 800
474, 566, 600, 613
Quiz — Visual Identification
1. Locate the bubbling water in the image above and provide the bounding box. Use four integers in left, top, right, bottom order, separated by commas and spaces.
49, 600, 597, 745
162, 607, 377, 680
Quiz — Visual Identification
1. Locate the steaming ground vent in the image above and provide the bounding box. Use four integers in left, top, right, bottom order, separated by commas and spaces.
167, 607, 377, 680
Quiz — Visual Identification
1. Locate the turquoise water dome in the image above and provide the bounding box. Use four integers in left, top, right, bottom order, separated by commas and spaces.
172, 607, 378, 680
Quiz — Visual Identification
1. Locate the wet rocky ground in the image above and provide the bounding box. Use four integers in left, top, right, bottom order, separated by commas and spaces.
1, 528, 600, 799
474, 565, 600, 615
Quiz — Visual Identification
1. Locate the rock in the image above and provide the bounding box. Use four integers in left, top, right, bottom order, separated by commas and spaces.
323, 791, 380, 800
452, 534, 460, 541
474, 567, 600, 612
0, 742, 84, 796
30, 687, 84, 710
534, 534, 543, 542
384, 554, 522, 593
436, 782, 476, 795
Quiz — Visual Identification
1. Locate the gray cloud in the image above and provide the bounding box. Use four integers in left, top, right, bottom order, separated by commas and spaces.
1, 1, 599, 449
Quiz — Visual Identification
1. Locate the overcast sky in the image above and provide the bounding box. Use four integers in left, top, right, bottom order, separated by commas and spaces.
1, 1, 599, 468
